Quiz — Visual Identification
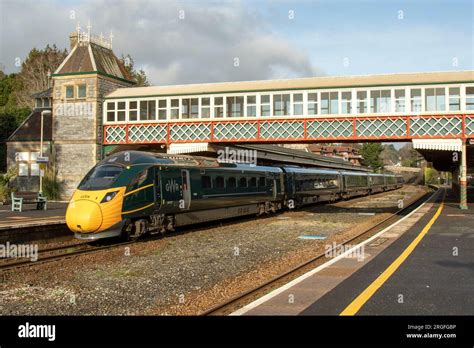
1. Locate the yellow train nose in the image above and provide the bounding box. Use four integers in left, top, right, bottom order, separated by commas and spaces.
66, 200, 103, 233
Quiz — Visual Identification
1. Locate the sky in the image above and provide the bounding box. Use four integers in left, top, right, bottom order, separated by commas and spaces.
0, 0, 473, 87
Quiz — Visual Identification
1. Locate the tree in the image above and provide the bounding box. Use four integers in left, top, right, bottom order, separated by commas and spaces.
399, 143, 421, 167
360, 143, 384, 172
380, 144, 400, 166
121, 54, 150, 87
14, 44, 68, 108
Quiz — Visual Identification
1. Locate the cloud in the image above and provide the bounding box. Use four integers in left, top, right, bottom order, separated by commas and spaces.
0, 0, 321, 85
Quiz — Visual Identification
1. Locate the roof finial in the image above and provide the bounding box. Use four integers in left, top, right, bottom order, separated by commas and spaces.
87, 20, 92, 41
109, 30, 114, 48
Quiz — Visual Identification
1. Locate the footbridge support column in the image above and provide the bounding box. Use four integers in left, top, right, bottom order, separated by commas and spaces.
460, 140, 468, 210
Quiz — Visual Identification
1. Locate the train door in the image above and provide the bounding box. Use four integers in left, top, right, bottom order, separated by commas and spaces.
154, 167, 161, 208
181, 169, 191, 209
273, 178, 277, 199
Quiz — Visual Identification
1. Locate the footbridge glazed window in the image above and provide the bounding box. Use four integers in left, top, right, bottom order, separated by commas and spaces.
246, 96, 256, 117
226, 96, 244, 117
293, 93, 303, 116
321, 92, 338, 114
273, 94, 290, 116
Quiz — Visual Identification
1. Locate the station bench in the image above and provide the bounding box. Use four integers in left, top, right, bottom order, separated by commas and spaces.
11, 192, 47, 212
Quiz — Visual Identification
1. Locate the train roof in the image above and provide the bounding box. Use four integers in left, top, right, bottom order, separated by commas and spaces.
101, 151, 281, 170
282, 166, 341, 175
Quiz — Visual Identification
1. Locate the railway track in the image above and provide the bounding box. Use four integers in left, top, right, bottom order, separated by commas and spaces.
201, 187, 438, 316
0, 240, 135, 271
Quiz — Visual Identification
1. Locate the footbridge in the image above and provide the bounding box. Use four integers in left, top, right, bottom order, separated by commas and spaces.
102, 70, 474, 208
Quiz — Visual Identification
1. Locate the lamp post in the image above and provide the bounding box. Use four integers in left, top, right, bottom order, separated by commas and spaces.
39, 110, 51, 194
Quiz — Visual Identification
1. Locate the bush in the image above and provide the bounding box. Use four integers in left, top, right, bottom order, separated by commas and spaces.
0, 167, 16, 203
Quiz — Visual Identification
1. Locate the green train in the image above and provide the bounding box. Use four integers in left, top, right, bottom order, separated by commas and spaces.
66, 151, 403, 240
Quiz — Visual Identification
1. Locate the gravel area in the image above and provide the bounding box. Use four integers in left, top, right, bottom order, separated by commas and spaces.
0, 185, 428, 315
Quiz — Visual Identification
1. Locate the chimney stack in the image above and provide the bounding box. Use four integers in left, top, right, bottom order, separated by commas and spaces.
69, 32, 78, 50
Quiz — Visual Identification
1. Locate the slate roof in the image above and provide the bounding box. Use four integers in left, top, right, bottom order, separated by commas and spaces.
7, 109, 52, 142
54, 42, 135, 84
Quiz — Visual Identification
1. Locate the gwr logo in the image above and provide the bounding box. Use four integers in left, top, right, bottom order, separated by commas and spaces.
165, 179, 180, 193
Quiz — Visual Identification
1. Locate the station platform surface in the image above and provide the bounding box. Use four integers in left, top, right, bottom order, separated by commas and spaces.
0, 202, 67, 230
239, 187, 474, 315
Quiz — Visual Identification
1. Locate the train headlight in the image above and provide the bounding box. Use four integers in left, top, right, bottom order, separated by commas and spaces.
101, 191, 119, 203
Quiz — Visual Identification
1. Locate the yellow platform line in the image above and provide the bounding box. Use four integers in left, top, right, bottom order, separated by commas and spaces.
340, 190, 446, 316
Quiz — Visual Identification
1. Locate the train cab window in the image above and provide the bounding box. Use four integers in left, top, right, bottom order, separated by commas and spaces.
215, 176, 225, 188
258, 177, 266, 187
238, 177, 248, 188
249, 177, 257, 187
202, 175, 212, 189
78, 165, 123, 190
227, 177, 237, 188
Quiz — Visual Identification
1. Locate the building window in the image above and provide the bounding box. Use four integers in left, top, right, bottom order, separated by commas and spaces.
214, 97, 224, 118
129, 101, 138, 121
273, 94, 290, 116
261, 95, 271, 116
247, 96, 256, 117
30, 163, 40, 177
395, 89, 405, 112
341, 92, 352, 114
158, 99, 167, 120
77, 84, 86, 99
117, 102, 126, 121
321, 92, 338, 114
182, 98, 199, 119
43, 98, 50, 107
357, 91, 367, 113
36, 99, 43, 108
370, 90, 391, 113
65, 85, 74, 99
425, 88, 445, 111
410, 89, 422, 112
106, 102, 115, 122
201, 98, 210, 118
449, 88, 460, 111
226, 96, 244, 117
465, 87, 474, 110
293, 93, 303, 116
18, 163, 29, 176
170, 99, 179, 119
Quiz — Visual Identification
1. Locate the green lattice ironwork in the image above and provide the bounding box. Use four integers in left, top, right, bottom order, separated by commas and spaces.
128, 124, 167, 143
213, 122, 258, 141
357, 118, 406, 138
105, 126, 126, 143
169, 123, 211, 141
307, 120, 353, 139
260, 121, 304, 139
466, 116, 474, 136
410, 116, 462, 137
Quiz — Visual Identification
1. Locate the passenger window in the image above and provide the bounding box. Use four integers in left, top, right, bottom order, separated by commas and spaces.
202, 175, 212, 189
238, 177, 247, 188
249, 177, 257, 187
258, 177, 266, 187
215, 176, 225, 188
227, 177, 237, 188
128, 169, 148, 192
